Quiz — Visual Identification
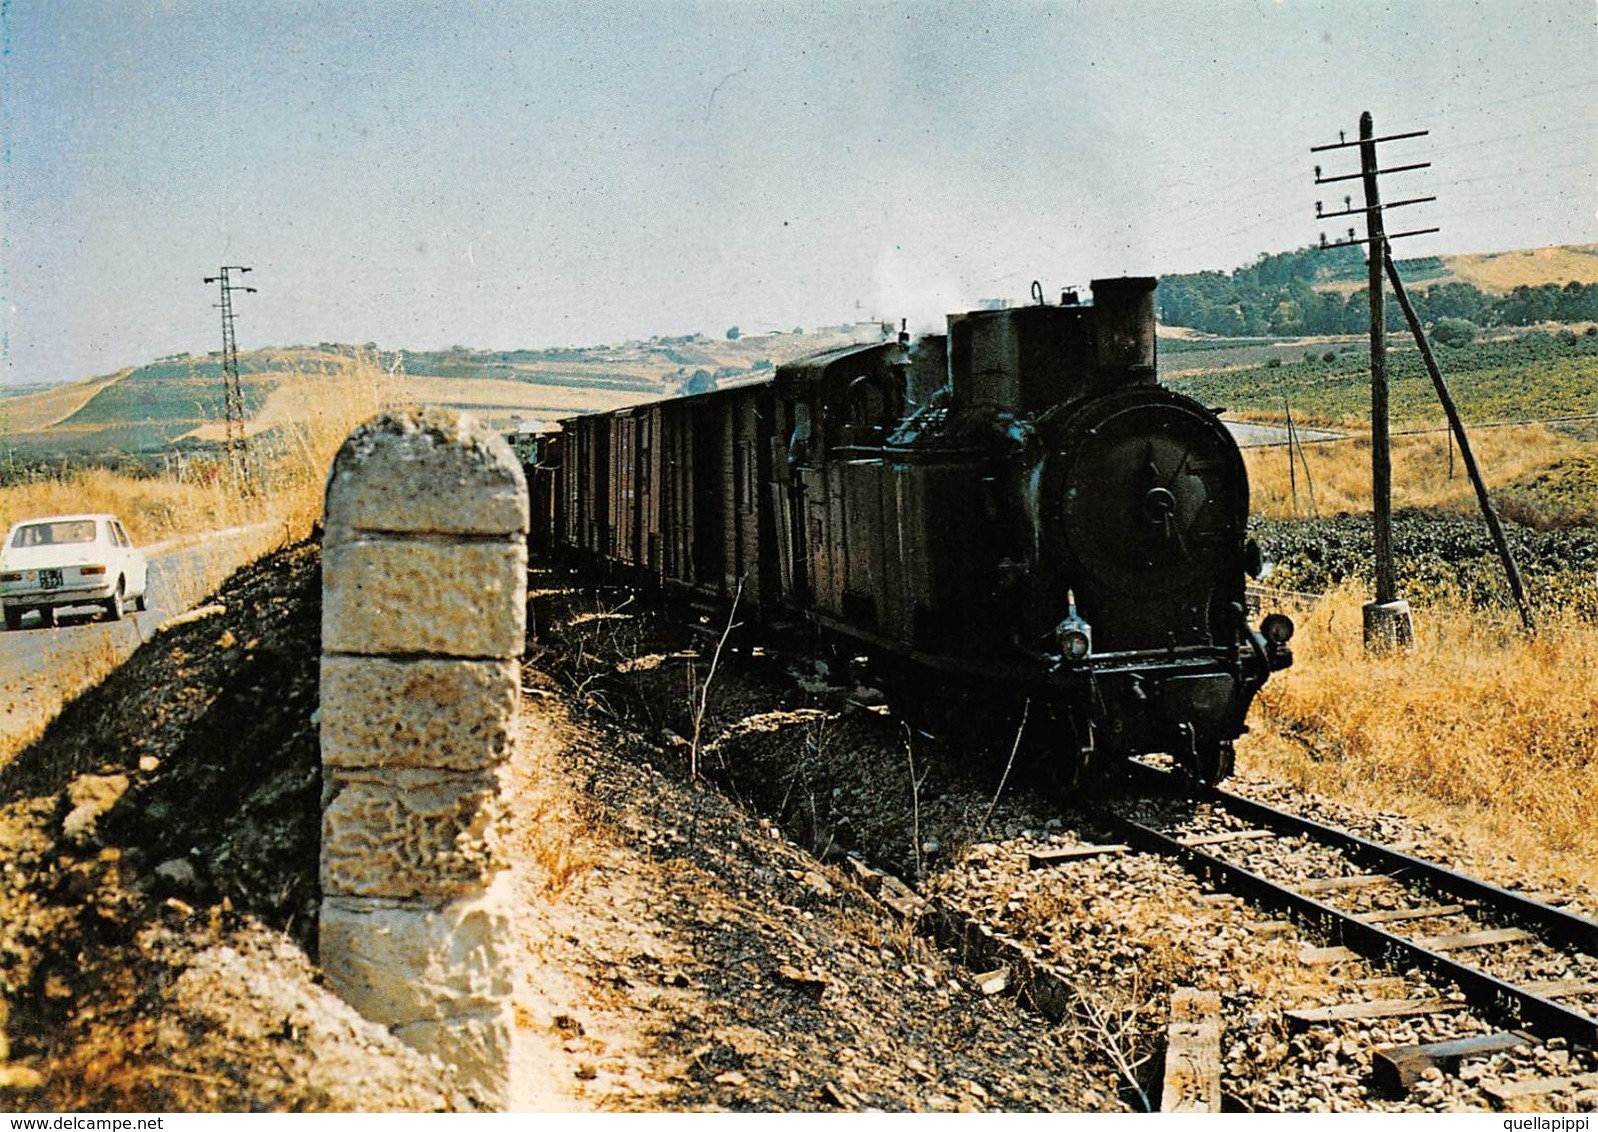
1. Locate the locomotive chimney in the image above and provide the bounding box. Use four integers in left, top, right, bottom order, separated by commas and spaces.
1089, 276, 1157, 380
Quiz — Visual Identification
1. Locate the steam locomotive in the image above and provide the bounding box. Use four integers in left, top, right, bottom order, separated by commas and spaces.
522, 278, 1293, 784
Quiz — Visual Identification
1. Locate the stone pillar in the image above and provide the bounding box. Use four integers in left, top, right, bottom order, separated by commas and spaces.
318, 407, 528, 1106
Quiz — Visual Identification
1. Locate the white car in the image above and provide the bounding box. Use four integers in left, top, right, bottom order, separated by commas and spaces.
0, 513, 150, 630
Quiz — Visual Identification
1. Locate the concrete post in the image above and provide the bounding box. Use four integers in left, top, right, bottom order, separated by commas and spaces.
1362, 598, 1415, 655
318, 407, 528, 1106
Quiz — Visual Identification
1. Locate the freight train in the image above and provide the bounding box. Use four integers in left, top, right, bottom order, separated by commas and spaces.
520, 278, 1293, 784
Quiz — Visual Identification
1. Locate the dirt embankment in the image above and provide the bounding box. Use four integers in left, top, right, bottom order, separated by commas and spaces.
8, 541, 1598, 1112
0, 543, 1113, 1111
0, 541, 473, 1109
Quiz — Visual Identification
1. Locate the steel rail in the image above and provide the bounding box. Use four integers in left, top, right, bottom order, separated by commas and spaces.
1106, 809, 1598, 1047
1205, 783, 1598, 956
1127, 763, 1598, 957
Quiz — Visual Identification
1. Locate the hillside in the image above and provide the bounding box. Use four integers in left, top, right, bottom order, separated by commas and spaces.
1158, 242, 1598, 338
1444, 244, 1598, 294
0, 324, 886, 461
1310, 245, 1598, 298
6, 241, 1596, 461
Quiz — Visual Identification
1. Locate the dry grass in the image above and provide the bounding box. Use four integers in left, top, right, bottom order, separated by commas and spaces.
1, 350, 401, 547
0, 467, 262, 546
1243, 584, 1598, 884
1447, 244, 1598, 294
1243, 424, 1587, 521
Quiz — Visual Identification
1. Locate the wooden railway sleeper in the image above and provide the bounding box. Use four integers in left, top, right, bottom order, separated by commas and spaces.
1105, 811, 1598, 1048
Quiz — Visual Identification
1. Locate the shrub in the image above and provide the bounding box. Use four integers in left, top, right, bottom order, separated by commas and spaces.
1430, 318, 1478, 347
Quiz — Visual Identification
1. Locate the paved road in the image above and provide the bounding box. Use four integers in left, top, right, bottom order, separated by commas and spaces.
1225, 421, 1344, 448
0, 523, 283, 760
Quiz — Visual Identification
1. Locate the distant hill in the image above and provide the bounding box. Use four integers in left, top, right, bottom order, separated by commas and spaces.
1158, 242, 1598, 338
1442, 244, 1598, 294
0, 325, 888, 461
1309, 245, 1598, 297
9, 241, 1595, 462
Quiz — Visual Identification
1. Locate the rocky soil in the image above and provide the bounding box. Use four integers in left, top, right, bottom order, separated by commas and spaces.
1, 543, 1594, 1111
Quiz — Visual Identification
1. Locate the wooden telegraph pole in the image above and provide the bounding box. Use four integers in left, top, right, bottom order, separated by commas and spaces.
1314, 113, 1534, 643
1313, 114, 1435, 652
1358, 114, 1397, 615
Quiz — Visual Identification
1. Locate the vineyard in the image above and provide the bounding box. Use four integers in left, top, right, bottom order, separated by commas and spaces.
1170, 327, 1598, 428
1254, 512, 1598, 619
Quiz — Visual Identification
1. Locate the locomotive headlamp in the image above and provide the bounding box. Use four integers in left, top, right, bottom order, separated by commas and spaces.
1261, 613, 1295, 645
1055, 590, 1093, 662
1060, 626, 1092, 660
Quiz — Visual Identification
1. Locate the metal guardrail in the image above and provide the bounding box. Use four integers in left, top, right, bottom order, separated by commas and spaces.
1245, 583, 1324, 616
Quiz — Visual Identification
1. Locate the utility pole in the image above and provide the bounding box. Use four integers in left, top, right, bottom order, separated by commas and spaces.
1314, 113, 1533, 640
1359, 114, 1395, 610
204, 266, 257, 488
1313, 114, 1436, 652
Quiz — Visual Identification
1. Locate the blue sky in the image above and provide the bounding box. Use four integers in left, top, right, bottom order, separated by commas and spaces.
2, 0, 1595, 385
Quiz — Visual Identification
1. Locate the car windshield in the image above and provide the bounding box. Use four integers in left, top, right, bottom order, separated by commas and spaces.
13, 520, 99, 548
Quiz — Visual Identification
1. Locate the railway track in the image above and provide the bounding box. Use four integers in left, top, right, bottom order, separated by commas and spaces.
919, 770, 1598, 1110
1100, 765, 1598, 1106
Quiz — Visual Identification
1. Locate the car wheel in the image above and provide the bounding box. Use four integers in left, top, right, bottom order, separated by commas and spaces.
3, 607, 21, 631
40, 607, 56, 629
134, 592, 148, 612
105, 579, 125, 622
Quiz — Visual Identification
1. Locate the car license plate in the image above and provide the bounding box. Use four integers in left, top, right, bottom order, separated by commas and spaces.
39, 569, 63, 589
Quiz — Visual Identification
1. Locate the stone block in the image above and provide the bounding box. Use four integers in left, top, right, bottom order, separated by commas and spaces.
324, 407, 527, 542
395, 1009, 512, 1109
1363, 598, 1415, 655
322, 538, 526, 659
317, 882, 514, 1026
320, 656, 519, 771
321, 768, 503, 899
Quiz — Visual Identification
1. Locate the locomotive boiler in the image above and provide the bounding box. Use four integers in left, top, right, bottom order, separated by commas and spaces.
528, 277, 1293, 784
